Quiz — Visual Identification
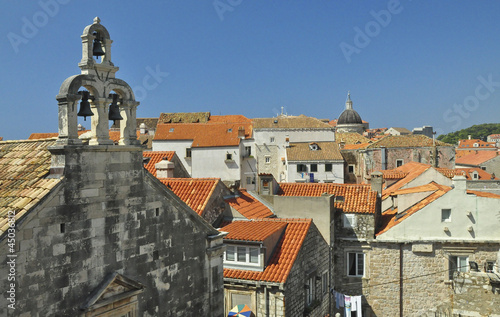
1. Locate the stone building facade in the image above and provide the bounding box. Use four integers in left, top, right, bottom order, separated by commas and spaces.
222, 219, 330, 317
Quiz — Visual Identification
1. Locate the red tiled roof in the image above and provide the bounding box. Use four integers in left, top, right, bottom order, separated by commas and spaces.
209, 115, 252, 123
456, 151, 499, 166
109, 130, 141, 143
222, 220, 286, 241
435, 167, 497, 180
341, 143, 370, 150
154, 122, 252, 147
458, 139, 496, 148
377, 183, 452, 235
222, 218, 312, 283
380, 162, 432, 199
28, 133, 59, 139
277, 183, 377, 214
158, 178, 219, 215
225, 189, 274, 219
143, 151, 176, 177
466, 190, 500, 199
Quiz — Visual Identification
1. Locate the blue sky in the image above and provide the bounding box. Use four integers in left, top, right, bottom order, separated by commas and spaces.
2, 1, 500, 140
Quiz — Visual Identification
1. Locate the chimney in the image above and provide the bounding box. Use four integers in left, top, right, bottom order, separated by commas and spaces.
238, 127, 245, 139
370, 171, 383, 196
155, 159, 175, 178
285, 137, 290, 148
339, 141, 345, 149
452, 175, 466, 193
140, 123, 147, 135
468, 135, 471, 140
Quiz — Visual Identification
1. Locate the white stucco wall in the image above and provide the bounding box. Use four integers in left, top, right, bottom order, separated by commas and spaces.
378, 179, 500, 241
191, 146, 241, 182
152, 139, 194, 175
253, 129, 335, 182
287, 161, 344, 183
253, 129, 335, 145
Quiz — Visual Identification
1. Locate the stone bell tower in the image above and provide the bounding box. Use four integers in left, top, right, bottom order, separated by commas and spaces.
55, 17, 139, 146
50, 17, 142, 175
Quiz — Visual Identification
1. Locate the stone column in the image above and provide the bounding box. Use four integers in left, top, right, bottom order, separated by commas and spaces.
56, 94, 82, 145
119, 101, 140, 145
89, 98, 113, 145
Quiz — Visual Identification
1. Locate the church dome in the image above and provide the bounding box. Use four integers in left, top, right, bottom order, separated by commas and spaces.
338, 108, 362, 124
337, 92, 362, 124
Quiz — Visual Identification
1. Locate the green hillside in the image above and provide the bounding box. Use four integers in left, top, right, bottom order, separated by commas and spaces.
437, 123, 500, 144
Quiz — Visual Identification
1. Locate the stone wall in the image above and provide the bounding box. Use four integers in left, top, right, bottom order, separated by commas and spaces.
0, 145, 225, 316
452, 271, 500, 316
256, 144, 282, 182
203, 181, 232, 226
353, 242, 500, 317
362, 146, 455, 174
285, 223, 330, 317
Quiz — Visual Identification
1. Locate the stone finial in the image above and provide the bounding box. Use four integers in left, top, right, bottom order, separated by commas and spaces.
93, 17, 101, 24
345, 91, 353, 110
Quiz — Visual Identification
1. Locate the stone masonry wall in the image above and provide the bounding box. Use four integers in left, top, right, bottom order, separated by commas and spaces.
0, 146, 224, 317
362, 242, 500, 317
203, 181, 231, 226
285, 223, 330, 317
256, 144, 281, 182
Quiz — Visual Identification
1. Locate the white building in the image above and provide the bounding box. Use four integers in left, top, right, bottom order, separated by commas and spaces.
252, 114, 336, 183
152, 113, 253, 188
286, 142, 344, 183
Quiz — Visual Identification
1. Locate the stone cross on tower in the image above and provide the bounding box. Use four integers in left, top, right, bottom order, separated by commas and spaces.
55, 17, 139, 146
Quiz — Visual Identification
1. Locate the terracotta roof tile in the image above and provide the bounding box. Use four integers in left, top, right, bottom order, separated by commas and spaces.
456, 151, 499, 166
458, 139, 496, 148
143, 151, 176, 177
225, 189, 274, 219
0, 139, 62, 236
154, 121, 252, 147
435, 167, 497, 180
377, 183, 452, 235
158, 178, 219, 215
209, 115, 252, 123
222, 218, 312, 283
367, 134, 451, 148
286, 142, 343, 161
466, 190, 500, 199
380, 162, 432, 199
222, 221, 287, 241
277, 183, 377, 214
28, 133, 59, 139
253, 115, 333, 129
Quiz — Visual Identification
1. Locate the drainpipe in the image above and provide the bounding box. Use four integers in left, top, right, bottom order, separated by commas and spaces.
399, 244, 403, 317
264, 285, 269, 316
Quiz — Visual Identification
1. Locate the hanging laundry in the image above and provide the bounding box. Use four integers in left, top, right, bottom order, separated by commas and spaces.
344, 295, 351, 317
352, 296, 362, 317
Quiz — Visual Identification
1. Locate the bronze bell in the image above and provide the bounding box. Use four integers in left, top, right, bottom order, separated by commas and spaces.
92, 35, 105, 57
108, 94, 123, 125
77, 91, 94, 121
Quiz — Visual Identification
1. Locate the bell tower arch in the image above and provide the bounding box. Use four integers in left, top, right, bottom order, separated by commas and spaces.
55, 17, 140, 146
